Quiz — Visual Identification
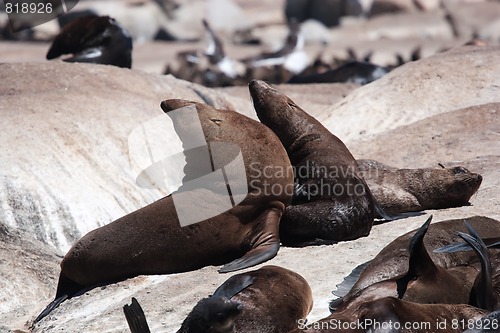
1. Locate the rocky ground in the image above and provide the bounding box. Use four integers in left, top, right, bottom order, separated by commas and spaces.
1, 1, 500, 332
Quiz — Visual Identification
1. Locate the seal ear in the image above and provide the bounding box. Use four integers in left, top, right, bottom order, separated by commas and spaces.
123, 297, 151, 333
457, 222, 497, 311
396, 216, 433, 298
438, 163, 445, 169
213, 275, 255, 299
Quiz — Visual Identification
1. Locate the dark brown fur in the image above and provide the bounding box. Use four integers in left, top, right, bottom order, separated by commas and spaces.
357, 159, 482, 215
249, 80, 375, 246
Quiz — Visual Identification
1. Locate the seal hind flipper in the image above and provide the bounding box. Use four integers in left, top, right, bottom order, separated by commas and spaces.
123, 297, 151, 333
213, 275, 255, 299
396, 216, 433, 298
218, 208, 281, 273
332, 260, 372, 298
457, 227, 496, 310
372, 198, 426, 222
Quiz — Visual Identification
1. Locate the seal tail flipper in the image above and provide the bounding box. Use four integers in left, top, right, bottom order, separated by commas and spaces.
218, 208, 281, 273
457, 224, 496, 310
123, 297, 151, 333
33, 272, 86, 324
396, 215, 433, 298
433, 237, 500, 253
372, 199, 424, 222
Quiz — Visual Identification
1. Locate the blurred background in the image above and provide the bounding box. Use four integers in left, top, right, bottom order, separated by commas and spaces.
1, 0, 500, 86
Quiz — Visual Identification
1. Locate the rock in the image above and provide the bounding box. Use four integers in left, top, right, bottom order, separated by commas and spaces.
321, 45, 500, 142
0, 222, 60, 330
350, 103, 500, 168
444, 1, 500, 40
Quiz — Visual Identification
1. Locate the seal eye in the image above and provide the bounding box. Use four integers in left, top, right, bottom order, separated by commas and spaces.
453, 167, 468, 175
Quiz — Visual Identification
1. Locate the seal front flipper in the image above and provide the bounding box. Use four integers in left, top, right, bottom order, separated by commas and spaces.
123, 297, 151, 333
434, 237, 500, 253
213, 275, 255, 299
33, 272, 87, 324
218, 208, 281, 273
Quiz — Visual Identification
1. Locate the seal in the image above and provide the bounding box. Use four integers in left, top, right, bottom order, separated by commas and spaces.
124, 265, 313, 333
46, 15, 133, 68
357, 159, 483, 216
329, 216, 472, 312
290, 296, 489, 333
34, 99, 294, 323
249, 79, 378, 246
331, 216, 500, 311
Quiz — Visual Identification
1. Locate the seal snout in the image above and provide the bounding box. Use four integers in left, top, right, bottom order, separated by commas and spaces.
248, 80, 279, 110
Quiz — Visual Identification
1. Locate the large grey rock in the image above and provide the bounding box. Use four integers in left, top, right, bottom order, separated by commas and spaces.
321, 45, 500, 142
445, 1, 500, 40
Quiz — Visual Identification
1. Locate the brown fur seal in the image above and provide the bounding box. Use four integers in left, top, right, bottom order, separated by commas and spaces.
330, 216, 472, 312
124, 265, 313, 333
331, 216, 500, 311
357, 159, 482, 215
292, 297, 488, 333
249, 79, 380, 246
35, 99, 294, 322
